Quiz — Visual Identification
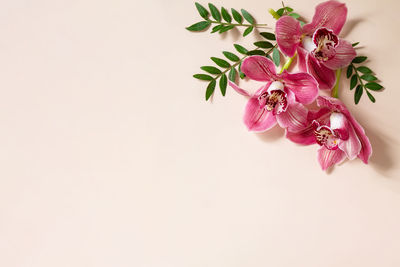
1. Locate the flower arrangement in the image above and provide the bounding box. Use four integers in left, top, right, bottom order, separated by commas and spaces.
186, 1, 382, 171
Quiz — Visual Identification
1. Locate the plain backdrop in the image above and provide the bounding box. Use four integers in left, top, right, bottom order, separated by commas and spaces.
0, 0, 400, 266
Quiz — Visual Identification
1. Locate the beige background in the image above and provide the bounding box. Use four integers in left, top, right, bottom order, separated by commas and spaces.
0, 0, 399, 266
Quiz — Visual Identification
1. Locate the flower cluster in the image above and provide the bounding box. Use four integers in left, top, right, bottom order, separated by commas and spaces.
188, 0, 380, 171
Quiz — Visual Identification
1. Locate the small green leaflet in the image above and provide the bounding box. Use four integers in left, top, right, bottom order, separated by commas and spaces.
200, 66, 221, 74
219, 74, 227, 96
186, 21, 211, 31
272, 48, 280, 67
206, 80, 216, 100
211, 57, 231, 68
228, 67, 237, 82
352, 56, 367, 64
231, 8, 243, 24
221, 7, 232, 23
193, 74, 214, 81
234, 44, 248, 54
195, 2, 209, 19
223, 51, 240, 62
241, 9, 254, 24
259, 32, 275, 40
354, 84, 363, 104
208, 3, 221, 21
243, 26, 253, 37
254, 41, 273, 48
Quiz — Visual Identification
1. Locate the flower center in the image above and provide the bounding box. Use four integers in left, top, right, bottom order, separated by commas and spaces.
257, 82, 287, 115
312, 28, 338, 61
313, 123, 339, 150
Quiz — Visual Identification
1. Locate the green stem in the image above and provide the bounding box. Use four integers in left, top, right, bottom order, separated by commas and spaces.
268, 8, 281, 20
332, 68, 342, 98
279, 52, 296, 74
351, 63, 365, 88
208, 20, 268, 28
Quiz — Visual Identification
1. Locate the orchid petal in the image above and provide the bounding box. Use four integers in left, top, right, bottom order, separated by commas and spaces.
297, 47, 308, 73
280, 70, 319, 104
306, 53, 336, 90
345, 114, 373, 164
286, 107, 331, 145
317, 146, 346, 171
228, 81, 251, 97
241, 56, 277, 82
275, 16, 302, 57
302, 0, 348, 36
323, 39, 356, 70
317, 96, 372, 163
276, 102, 308, 133
244, 97, 277, 132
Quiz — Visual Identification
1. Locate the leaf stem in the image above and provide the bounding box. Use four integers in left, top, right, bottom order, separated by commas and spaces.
279, 52, 296, 74
207, 20, 268, 28
332, 68, 342, 98
351, 63, 365, 89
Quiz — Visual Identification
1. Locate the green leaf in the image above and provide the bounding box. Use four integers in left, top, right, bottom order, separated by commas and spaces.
352, 56, 367, 64
223, 51, 240, 62
360, 74, 377, 81
276, 8, 285, 16
246, 50, 265, 56
243, 26, 253, 37
228, 67, 237, 82
241, 9, 254, 24
285, 6, 294, 12
219, 25, 235, 33
238, 62, 245, 79
210, 24, 223, 33
272, 48, 280, 67
354, 84, 363, 104
346, 65, 353, 78
195, 2, 209, 19
200, 66, 221, 74
219, 73, 227, 96
357, 66, 372, 74
350, 75, 358, 89
193, 74, 214, 80
186, 21, 211, 31
231, 8, 243, 24
299, 21, 305, 27
205, 80, 216, 100
365, 82, 383, 91
234, 44, 248, 54
366, 90, 376, 103
221, 7, 232, 23
208, 3, 221, 22
254, 41, 273, 48
211, 57, 231, 68
352, 42, 360, 47
259, 32, 276, 40
288, 12, 300, 19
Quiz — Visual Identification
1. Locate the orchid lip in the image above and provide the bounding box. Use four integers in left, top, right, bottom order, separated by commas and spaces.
312, 27, 339, 62
312, 120, 340, 150
258, 86, 288, 115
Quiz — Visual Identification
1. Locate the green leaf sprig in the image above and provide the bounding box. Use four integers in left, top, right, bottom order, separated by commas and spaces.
186, 2, 268, 36
346, 43, 383, 104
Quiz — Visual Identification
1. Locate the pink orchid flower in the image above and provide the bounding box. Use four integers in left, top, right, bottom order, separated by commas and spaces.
275, 0, 356, 90
287, 96, 372, 170
229, 55, 318, 133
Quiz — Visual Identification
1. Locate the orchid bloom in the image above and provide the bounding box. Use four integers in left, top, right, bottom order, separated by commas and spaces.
275, 0, 356, 90
287, 96, 372, 170
229, 55, 318, 133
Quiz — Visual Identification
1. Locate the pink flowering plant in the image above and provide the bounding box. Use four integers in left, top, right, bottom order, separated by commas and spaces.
186, 1, 382, 171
